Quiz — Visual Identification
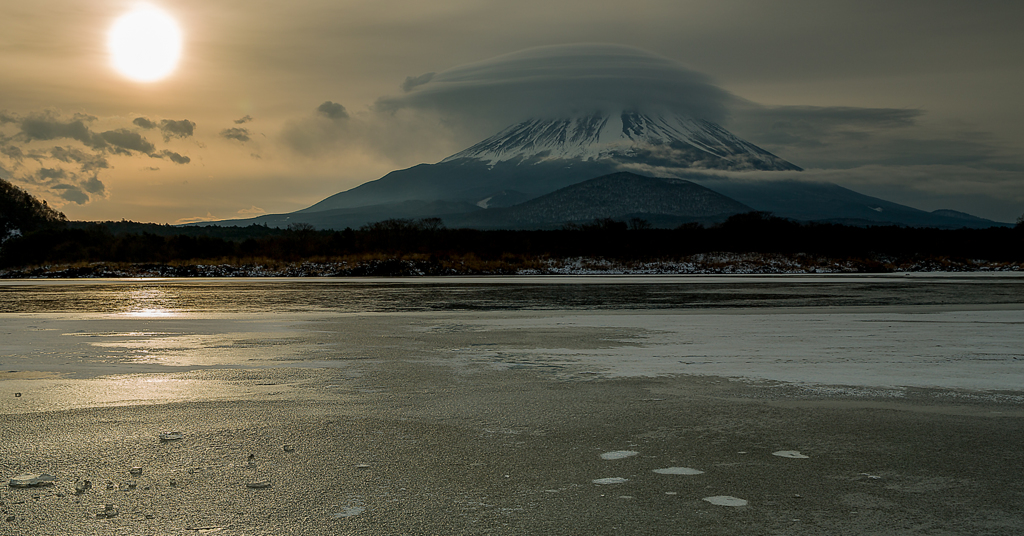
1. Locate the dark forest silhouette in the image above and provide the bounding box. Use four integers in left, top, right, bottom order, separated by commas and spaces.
2, 213, 1022, 275
3, 179, 1022, 275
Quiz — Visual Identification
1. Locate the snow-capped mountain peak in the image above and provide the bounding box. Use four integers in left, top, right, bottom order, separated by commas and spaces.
441, 112, 801, 172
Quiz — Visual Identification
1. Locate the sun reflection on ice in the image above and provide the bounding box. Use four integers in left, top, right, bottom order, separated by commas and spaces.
120, 288, 181, 318
123, 308, 177, 318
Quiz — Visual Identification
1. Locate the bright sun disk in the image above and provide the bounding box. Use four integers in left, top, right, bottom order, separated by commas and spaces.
108, 5, 183, 82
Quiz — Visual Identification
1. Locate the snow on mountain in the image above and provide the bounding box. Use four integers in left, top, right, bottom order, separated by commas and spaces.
442, 112, 802, 172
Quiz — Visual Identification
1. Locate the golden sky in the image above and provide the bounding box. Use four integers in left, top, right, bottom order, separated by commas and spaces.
2, 0, 1023, 223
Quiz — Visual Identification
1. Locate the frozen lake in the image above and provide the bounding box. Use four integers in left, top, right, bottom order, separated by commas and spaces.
3, 276, 1024, 534
2, 274, 1023, 411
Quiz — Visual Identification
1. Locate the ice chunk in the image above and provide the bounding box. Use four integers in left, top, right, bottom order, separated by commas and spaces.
772, 450, 809, 459
9, 474, 55, 487
599, 450, 639, 460
592, 477, 629, 484
652, 467, 704, 475
703, 495, 748, 507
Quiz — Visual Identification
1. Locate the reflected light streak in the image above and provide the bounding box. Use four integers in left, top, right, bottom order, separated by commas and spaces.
120, 287, 181, 318
123, 308, 178, 318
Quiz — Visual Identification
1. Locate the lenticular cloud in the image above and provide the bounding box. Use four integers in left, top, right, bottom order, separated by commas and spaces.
376, 44, 737, 133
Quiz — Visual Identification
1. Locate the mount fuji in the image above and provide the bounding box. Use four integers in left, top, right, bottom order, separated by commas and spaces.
203, 112, 1006, 230
290, 111, 799, 217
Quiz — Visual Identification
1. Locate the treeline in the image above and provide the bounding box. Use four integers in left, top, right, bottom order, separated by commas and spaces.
2, 212, 1022, 269
0, 178, 67, 239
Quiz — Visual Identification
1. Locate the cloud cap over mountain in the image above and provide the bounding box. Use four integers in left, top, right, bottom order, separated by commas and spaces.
377, 44, 737, 136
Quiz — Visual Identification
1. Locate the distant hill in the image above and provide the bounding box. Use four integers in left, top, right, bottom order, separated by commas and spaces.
929, 209, 1004, 226
198, 199, 483, 230
446, 172, 752, 229
0, 178, 66, 240
695, 180, 1010, 229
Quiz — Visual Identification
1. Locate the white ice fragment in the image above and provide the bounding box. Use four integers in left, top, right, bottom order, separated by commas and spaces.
599, 450, 639, 460
652, 467, 704, 475
332, 506, 365, 518
592, 477, 629, 485
159, 431, 183, 441
703, 495, 748, 507
9, 473, 55, 487
773, 450, 809, 459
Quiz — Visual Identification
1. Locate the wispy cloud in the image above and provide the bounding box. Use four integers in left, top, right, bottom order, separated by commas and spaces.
220, 127, 252, 142
133, 117, 197, 141
316, 101, 348, 120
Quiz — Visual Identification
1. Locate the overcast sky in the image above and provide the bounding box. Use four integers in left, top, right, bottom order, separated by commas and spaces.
2, 0, 1022, 223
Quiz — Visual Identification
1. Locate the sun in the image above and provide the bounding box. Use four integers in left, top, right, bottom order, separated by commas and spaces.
108, 5, 183, 83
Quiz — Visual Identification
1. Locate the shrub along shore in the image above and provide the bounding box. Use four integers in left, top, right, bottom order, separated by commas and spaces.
2, 214, 1022, 277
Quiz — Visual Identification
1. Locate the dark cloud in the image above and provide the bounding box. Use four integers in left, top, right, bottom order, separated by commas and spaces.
220, 127, 252, 142
133, 117, 196, 141
19, 116, 103, 149
376, 44, 737, 138
82, 175, 104, 194
155, 150, 191, 164
280, 103, 455, 162
18, 165, 106, 205
98, 129, 156, 155
71, 113, 97, 123
50, 146, 109, 172
0, 110, 191, 207
401, 73, 435, 93
159, 119, 196, 140
37, 167, 66, 180
0, 111, 19, 124
50, 183, 90, 204
316, 101, 349, 120
234, 115, 253, 124
2, 145, 24, 161
730, 106, 924, 149
133, 117, 158, 129
724, 105, 1018, 173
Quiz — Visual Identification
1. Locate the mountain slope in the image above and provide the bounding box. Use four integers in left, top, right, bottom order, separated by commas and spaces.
696, 180, 1008, 229
446, 172, 752, 229
299, 158, 620, 214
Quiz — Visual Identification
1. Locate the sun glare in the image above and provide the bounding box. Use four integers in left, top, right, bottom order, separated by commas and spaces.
108, 5, 183, 83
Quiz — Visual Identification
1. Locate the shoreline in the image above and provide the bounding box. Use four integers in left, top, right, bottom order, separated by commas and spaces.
3, 252, 1022, 278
